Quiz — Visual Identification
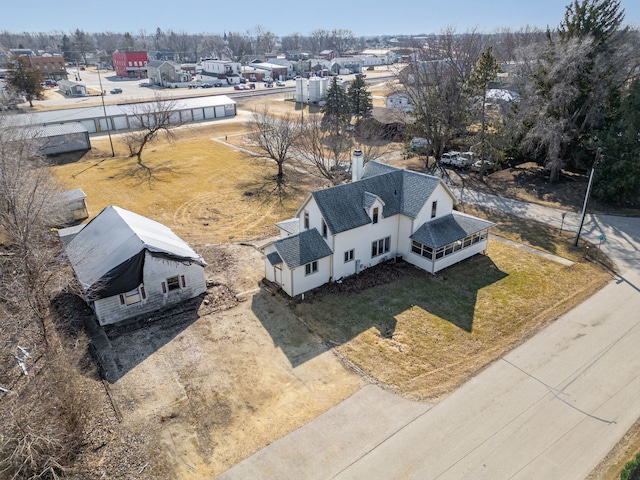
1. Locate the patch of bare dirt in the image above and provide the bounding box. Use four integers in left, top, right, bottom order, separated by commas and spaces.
83, 242, 363, 479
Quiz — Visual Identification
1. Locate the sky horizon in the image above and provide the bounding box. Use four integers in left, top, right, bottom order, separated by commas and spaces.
1, 0, 639, 39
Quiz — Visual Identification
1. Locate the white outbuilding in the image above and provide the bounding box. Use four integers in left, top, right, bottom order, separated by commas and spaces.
63, 206, 207, 326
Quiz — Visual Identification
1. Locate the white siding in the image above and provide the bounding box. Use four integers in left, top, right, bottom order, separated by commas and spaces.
433, 239, 488, 273
92, 251, 206, 326
291, 256, 332, 297
412, 184, 455, 230
214, 106, 225, 118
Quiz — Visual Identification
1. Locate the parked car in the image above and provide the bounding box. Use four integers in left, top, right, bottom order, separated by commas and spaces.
201, 83, 212, 88
451, 152, 475, 169
139, 82, 150, 87
110, 87, 122, 94
440, 151, 460, 166
470, 159, 499, 173
41, 79, 57, 87
213, 82, 223, 87
275, 81, 286, 86
234, 84, 245, 90
264, 82, 273, 88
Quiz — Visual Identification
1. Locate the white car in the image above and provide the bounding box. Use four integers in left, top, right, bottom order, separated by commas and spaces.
470, 159, 498, 172
275, 81, 286, 86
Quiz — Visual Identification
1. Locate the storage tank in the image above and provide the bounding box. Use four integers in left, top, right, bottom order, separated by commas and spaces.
308, 77, 322, 104
295, 77, 308, 103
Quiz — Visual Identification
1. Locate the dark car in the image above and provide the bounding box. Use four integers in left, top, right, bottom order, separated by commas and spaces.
201, 83, 212, 88
110, 87, 122, 94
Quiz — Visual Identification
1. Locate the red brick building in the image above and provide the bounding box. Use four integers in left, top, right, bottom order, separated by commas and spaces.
112, 51, 148, 78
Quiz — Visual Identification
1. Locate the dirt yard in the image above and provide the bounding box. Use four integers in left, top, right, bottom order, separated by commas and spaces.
90, 244, 363, 479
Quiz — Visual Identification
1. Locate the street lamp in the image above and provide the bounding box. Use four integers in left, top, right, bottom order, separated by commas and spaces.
573, 148, 602, 247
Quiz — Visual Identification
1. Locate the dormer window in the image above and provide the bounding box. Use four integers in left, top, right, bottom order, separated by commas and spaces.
372, 207, 379, 224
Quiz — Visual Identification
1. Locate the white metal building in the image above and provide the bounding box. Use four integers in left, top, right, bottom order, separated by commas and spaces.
10, 95, 237, 134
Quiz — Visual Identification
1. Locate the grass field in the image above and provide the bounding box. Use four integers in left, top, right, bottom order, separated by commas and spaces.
52, 120, 323, 245
295, 228, 612, 401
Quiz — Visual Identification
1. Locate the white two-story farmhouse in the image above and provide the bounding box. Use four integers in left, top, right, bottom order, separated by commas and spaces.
263, 153, 495, 297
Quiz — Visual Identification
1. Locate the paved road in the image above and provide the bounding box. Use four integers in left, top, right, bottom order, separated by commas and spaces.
218, 190, 640, 480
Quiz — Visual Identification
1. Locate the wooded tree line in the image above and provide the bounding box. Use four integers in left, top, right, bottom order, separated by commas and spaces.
397, 0, 640, 204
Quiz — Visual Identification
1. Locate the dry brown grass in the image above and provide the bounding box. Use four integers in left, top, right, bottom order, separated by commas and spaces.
52, 121, 324, 245
295, 235, 612, 402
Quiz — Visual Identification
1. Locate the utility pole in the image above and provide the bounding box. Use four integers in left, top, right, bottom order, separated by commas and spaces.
573, 149, 602, 247
96, 64, 115, 157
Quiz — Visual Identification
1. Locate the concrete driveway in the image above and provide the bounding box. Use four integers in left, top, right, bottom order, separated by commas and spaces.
217, 190, 640, 480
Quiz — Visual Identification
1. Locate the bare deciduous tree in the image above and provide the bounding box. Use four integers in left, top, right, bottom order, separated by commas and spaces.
249, 106, 300, 184
122, 94, 185, 173
294, 113, 351, 184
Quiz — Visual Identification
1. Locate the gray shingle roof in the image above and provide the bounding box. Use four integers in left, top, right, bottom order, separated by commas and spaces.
275, 218, 300, 235
273, 228, 333, 269
363, 191, 379, 210
311, 161, 443, 235
411, 212, 495, 248
266, 251, 283, 266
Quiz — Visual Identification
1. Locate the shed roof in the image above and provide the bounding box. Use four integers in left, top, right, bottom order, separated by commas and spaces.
273, 228, 333, 269
65, 206, 206, 299
410, 212, 495, 248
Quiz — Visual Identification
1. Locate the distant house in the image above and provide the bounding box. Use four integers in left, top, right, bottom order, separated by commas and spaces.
319, 50, 337, 60
263, 155, 495, 297
145, 60, 190, 86
360, 49, 398, 65
62, 206, 207, 326
386, 92, 413, 112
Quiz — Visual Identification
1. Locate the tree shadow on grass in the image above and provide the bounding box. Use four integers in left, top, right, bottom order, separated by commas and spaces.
253, 254, 508, 368
111, 159, 189, 188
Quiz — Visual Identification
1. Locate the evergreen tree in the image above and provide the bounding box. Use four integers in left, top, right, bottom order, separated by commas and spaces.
321, 76, 351, 135
520, 0, 631, 182
6, 55, 44, 107
347, 74, 372, 122
592, 78, 640, 204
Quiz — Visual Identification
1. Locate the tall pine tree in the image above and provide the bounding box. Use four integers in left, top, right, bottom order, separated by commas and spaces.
347, 74, 372, 122
321, 76, 351, 136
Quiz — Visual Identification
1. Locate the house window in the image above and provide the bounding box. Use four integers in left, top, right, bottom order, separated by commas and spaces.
322, 220, 327, 238
371, 236, 391, 258
119, 288, 142, 306
344, 249, 354, 263
305, 261, 318, 275
304, 211, 309, 229
166, 275, 181, 291
431, 201, 438, 219
411, 240, 433, 259
372, 207, 379, 224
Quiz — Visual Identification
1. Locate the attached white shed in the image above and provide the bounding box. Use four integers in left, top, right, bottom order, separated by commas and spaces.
64, 206, 207, 326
